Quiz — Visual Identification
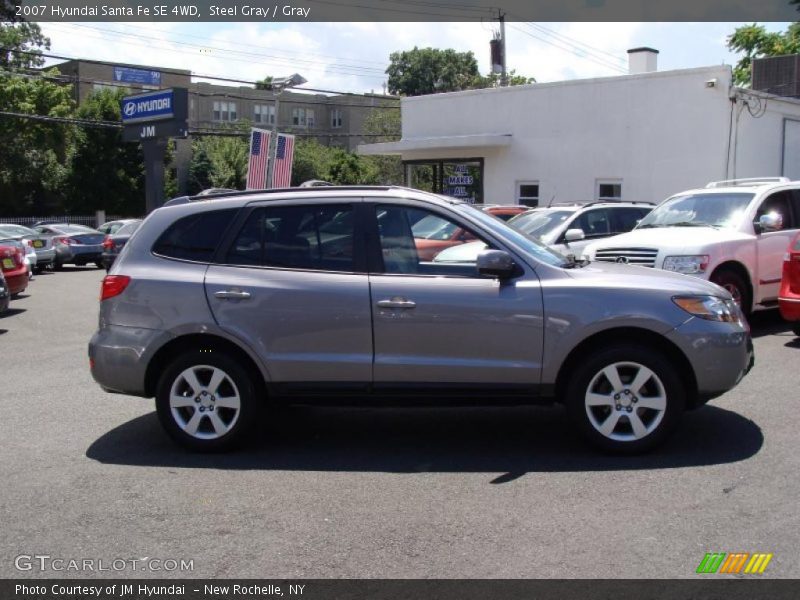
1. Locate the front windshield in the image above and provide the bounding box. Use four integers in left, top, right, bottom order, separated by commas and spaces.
508, 210, 574, 242
454, 202, 568, 268
637, 192, 754, 230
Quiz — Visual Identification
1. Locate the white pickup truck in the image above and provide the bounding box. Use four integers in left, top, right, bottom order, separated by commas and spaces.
584, 177, 800, 314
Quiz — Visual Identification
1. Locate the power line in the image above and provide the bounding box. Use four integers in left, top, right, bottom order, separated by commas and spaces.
43, 22, 389, 79
519, 22, 627, 65
4, 47, 400, 100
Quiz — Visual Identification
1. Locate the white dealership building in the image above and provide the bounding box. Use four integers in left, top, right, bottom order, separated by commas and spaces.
359, 49, 800, 206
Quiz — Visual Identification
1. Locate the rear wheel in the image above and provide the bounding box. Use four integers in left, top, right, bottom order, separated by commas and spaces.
95, 261, 104, 269
155, 351, 259, 451
53, 261, 63, 271
710, 268, 751, 316
793, 323, 800, 337
565, 344, 685, 454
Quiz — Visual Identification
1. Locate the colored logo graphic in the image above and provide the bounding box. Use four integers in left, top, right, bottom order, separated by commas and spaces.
696, 552, 773, 574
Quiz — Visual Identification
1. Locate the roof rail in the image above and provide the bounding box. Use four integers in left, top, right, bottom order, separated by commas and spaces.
163, 185, 400, 207
705, 177, 791, 188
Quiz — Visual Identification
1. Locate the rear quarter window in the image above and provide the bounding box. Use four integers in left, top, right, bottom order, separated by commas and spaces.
152, 209, 238, 262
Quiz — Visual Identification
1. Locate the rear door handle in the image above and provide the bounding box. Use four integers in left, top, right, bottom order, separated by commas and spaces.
214, 290, 251, 300
377, 298, 416, 309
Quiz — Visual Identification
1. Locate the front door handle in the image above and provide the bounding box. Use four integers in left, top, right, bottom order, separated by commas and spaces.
214, 289, 251, 300
377, 297, 416, 309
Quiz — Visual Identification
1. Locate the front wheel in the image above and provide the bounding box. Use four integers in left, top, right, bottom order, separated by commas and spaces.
565, 344, 686, 454
710, 269, 751, 316
155, 352, 259, 451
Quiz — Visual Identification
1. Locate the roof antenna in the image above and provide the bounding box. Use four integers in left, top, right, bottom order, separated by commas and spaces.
547, 189, 556, 208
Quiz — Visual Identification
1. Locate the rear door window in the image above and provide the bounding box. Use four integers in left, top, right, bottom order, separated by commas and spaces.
152, 209, 238, 262
226, 204, 356, 272
575, 209, 611, 238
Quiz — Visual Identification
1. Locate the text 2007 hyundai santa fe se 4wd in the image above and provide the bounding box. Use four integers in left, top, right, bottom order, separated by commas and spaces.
88, 187, 754, 454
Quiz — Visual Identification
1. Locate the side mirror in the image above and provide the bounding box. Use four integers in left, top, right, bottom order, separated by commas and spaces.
564, 228, 586, 242
477, 249, 517, 279
757, 212, 783, 233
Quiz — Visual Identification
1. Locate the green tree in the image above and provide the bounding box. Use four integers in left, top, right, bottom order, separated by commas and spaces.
727, 23, 800, 86
0, 20, 76, 215
361, 108, 403, 185
386, 47, 534, 96
255, 75, 274, 90
387, 47, 481, 96
188, 135, 249, 190
66, 88, 146, 215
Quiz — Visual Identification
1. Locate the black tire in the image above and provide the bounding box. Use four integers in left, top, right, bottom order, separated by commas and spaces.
95, 261, 104, 269
565, 344, 686, 454
793, 322, 800, 337
33, 266, 42, 275
53, 261, 63, 271
710, 268, 751, 316
155, 351, 259, 452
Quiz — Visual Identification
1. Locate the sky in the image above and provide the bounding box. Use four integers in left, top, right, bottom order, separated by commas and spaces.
37, 21, 792, 95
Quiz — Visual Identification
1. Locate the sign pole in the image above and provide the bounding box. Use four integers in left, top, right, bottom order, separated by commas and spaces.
142, 138, 168, 214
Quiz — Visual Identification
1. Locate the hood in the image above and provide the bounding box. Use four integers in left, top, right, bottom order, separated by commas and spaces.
586, 226, 752, 254
568, 260, 730, 298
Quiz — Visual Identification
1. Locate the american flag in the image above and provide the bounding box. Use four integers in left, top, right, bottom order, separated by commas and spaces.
271, 133, 295, 188
246, 128, 271, 189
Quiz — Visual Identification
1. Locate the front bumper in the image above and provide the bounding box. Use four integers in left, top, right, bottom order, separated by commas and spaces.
667, 317, 753, 404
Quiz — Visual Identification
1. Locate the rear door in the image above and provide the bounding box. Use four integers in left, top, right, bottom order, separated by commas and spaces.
205, 200, 373, 386
367, 201, 545, 391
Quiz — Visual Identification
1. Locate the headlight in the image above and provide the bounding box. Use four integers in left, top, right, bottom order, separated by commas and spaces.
663, 255, 709, 274
672, 295, 743, 323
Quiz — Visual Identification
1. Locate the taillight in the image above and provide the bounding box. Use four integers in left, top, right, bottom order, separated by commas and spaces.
100, 275, 130, 301
26, 240, 34, 247
102, 236, 114, 250
14, 248, 24, 267
57, 236, 73, 245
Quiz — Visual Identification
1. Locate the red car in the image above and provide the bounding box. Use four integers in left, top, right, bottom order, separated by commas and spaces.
779, 232, 800, 336
0, 243, 28, 297
413, 205, 528, 261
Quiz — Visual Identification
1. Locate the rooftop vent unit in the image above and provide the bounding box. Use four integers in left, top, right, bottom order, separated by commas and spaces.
752, 54, 800, 97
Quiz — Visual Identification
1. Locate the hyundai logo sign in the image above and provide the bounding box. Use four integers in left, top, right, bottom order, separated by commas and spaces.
120, 89, 177, 124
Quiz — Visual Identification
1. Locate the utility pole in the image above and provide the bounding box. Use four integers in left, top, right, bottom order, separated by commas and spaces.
499, 10, 507, 87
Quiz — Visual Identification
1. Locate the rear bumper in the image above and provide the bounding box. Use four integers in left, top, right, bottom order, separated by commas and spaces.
69, 246, 103, 263
89, 324, 169, 397
34, 248, 56, 265
779, 296, 800, 322
2, 268, 28, 295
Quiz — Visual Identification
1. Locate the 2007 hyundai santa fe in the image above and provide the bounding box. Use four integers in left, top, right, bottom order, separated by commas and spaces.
89, 186, 754, 453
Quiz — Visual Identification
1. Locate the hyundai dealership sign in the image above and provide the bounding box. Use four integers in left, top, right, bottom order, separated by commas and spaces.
120, 88, 188, 142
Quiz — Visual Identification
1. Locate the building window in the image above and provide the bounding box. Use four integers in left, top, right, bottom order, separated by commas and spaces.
292, 107, 314, 127
213, 101, 237, 122
331, 109, 343, 129
517, 182, 539, 207
254, 104, 275, 125
597, 180, 622, 201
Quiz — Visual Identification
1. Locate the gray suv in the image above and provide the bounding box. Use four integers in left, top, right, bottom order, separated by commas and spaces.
89, 187, 753, 453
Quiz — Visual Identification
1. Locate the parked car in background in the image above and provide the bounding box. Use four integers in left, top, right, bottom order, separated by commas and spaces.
472, 204, 531, 221
0, 237, 34, 279
0, 224, 56, 273
101, 220, 142, 271
507, 202, 654, 256
0, 271, 9, 314
779, 232, 800, 336
90, 186, 753, 455
0, 242, 28, 297
412, 205, 529, 260
97, 219, 141, 236
584, 178, 800, 315
33, 223, 105, 269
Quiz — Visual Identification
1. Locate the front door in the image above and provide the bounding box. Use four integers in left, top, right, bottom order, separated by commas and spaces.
367, 202, 545, 389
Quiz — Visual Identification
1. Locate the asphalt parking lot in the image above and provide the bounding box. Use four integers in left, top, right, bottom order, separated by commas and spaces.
1, 267, 798, 579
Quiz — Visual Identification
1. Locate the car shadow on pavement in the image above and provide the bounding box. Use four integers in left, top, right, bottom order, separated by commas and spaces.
0, 329, 6, 335
86, 404, 762, 479
748, 310, 792, 338
0, 308, 26, 318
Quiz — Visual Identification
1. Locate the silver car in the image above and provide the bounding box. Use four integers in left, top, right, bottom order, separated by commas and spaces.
0, 224, 57, 273
89, 187, 753, 453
